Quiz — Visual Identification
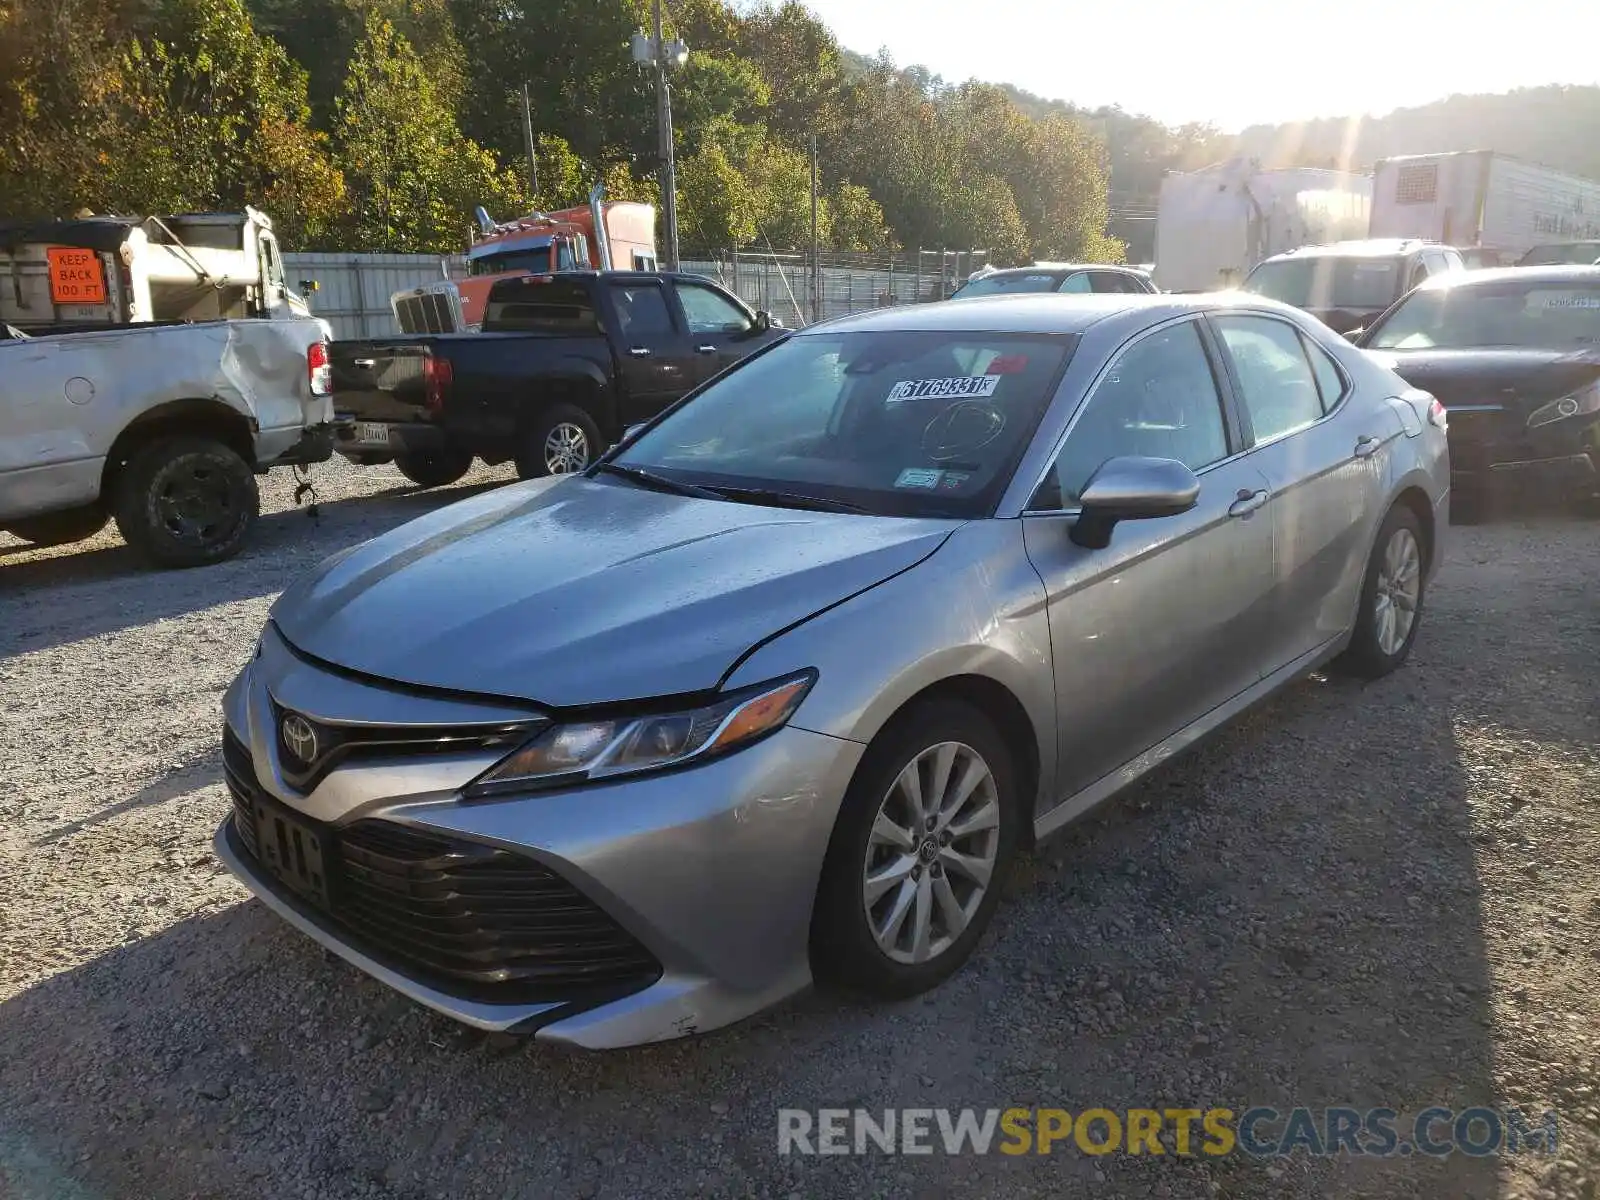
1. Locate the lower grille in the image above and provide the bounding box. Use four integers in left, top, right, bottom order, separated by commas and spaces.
222, 726, 662, 1004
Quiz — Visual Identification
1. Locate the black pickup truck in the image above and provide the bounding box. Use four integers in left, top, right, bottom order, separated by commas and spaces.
329, 270, 785, 484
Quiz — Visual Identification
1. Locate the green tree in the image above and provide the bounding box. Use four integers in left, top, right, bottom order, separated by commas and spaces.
332, 13, 525, 251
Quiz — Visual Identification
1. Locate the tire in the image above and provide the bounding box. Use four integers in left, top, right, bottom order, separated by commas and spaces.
5, 505, 109, 547
810, 698, 1022, 999
1337, 504, 1427, 679
393, 446, 474, 488
112, 436, 259, 569
515, 405, 602, 480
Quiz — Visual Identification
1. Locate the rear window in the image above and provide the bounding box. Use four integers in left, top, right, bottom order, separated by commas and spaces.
952, 273, 1063, 299
482, 277, 599, 333
1243, 257, 1402, 310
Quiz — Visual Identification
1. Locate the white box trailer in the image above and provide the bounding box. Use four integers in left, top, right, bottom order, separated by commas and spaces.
1370, 151, 1600, 263
1155, 160, 1372, 292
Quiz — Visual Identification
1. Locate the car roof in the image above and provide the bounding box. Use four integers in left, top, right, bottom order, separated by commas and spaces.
1262, 239, 1434, 263
799, 292, 1305, 336
970, 263, 1141, 278
1418, 264, 1600, 291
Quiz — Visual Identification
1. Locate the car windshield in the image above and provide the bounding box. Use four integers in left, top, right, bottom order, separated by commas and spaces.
613, 330, 1075, 518
1518, 242, 1600, 267
1243, 257, 1401, 309
1365, 280, 1600, 349
468, 247, 553, 276
952, 273, 1064, 299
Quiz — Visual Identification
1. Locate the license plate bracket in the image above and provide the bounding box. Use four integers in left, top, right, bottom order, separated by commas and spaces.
354, 421, 390, 445
249, 795, 334, 908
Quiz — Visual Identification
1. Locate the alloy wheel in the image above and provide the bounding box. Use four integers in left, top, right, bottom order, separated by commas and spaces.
1373, 526, 1421, 656
861, 741, 1001, 964
543, 423, 591, 474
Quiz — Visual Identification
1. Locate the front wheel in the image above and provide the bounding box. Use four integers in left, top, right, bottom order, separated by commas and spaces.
113, 436, 259, 568
1337, 504, 1426, 679
515, 405, 602, 480
393, 446, 474, 488
810, 698, 1021, 999
5, 505, 109, 547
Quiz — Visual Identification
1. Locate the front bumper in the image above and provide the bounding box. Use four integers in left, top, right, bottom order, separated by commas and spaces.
215, 626, 864, 1048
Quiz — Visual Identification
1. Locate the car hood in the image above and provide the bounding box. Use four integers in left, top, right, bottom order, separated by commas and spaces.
1363, 347, 1600, 412
270, 476, 955, 707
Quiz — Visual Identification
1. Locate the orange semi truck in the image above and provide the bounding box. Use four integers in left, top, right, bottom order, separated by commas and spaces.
392, 184, 657, 333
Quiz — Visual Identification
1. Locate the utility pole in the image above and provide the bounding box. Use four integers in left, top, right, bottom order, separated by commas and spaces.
655, 0, 680, 270
809, 134, 820, 324
521, 82, 539, 201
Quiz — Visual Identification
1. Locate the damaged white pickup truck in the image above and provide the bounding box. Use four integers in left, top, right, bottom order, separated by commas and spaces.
0, 318, 334, 567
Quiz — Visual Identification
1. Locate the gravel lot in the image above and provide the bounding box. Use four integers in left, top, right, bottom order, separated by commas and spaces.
2, 460, 1597, 1200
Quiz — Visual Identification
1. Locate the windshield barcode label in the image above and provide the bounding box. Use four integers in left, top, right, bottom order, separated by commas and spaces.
886, 376, 1000, 403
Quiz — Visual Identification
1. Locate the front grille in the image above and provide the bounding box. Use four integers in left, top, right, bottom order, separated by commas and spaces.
222, 725, 662, 1004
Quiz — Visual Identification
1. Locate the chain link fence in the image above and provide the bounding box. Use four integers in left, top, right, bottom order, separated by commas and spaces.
679, 247, 991, 327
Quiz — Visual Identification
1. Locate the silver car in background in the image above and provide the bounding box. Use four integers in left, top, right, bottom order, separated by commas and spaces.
216, 293, 1448, 1049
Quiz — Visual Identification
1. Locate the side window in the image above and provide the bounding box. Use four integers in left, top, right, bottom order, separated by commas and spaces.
1407, 257, 1430, 291
1089, 272, 1130, 294
1057, 272, 1093, 294
632, 251, 657, 271
259, 234, 284, 290
607, 283, 675, 340
1299, 333, 1349, 413
555, 240, 577, 271
1213, 315, 1324, 442
1036, 321, 1229, 508
675, 281, 753, 335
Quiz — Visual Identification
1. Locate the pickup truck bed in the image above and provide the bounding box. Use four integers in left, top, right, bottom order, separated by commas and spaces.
330, 270, 782, 486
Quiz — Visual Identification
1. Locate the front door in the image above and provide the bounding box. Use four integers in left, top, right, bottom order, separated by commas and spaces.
605, 280, 694, 424
671, 278, 768, 385
1022, 318, 1276, 807
1208, 312, 1391, 668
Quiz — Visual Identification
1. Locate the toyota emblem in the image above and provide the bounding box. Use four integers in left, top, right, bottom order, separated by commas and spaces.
279, 712, 319, 766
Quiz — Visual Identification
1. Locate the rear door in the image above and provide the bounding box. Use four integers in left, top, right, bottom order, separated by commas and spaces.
1208, 311, 1391, 670
669, 278, 765, 384
602, 279, 694, 423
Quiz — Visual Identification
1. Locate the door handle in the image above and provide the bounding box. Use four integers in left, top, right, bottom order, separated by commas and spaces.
1228, 488, 1269, 517
1353, 435, 1381, 459
629, 347, 652, 358
695, 344, 717, 354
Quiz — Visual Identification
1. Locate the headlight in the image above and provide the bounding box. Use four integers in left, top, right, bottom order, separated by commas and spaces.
464, 671, 815, 797
1527, 380, 1600, 428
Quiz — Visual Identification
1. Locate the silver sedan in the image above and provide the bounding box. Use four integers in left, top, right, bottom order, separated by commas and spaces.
216, 293, 1449, 1048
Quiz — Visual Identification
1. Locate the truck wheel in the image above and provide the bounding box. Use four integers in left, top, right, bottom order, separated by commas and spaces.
5, 505, 110, 547
393, 447, 474, 489
113, 436, 259, 568
516, 405, 602, 480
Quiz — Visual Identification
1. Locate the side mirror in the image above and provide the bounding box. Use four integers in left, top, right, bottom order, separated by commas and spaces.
1070, 456, 1200, 550
299, 279, 320, 295
1342, 327, 1364, 344
623, 423, 646, 442
754, 310, 772, 332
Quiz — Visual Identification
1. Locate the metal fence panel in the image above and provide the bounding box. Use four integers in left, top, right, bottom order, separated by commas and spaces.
286, 247, 986, 339
284, 252, 464, 339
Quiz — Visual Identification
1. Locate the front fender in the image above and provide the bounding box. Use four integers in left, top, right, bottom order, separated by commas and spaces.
721, 520, 1058, 815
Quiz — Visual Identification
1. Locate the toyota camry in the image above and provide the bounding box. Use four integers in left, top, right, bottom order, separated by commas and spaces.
216, 292, 1448, 1049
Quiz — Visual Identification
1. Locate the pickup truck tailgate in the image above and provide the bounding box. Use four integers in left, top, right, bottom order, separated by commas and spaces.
330, 341, 432, 421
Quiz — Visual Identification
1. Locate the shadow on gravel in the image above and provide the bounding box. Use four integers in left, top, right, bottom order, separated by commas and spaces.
0, 480, 505, 657
0, 669, 1509, 1200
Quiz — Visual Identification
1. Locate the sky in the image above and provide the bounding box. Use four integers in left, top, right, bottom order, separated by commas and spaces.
796, 0, 1600, 131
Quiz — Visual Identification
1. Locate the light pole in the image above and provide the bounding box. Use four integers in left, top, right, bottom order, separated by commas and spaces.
631, 8, 688, 271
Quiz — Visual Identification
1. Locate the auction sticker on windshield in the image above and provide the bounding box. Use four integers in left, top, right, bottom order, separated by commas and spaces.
887, 376, 1000, 403
895, 468, 945, 489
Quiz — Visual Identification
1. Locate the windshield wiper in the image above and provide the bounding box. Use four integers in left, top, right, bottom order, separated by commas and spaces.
701, 485, 868, 514
592, 461, 725, 500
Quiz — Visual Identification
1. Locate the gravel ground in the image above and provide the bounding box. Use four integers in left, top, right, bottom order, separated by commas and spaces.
1, 460, 1597, 1200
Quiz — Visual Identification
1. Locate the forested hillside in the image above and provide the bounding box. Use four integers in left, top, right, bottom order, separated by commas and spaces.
0, 0, 1118, 262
